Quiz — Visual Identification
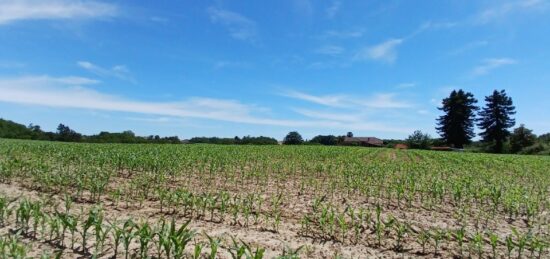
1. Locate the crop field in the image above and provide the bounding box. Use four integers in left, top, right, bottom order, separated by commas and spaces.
0, 139, 549, 258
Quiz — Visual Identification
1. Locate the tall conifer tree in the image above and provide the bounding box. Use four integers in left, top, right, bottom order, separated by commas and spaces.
477, 90, 516, 153
436, 90, 478, 148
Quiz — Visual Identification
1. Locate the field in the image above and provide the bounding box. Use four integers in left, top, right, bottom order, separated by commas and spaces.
1, 139, 549, 258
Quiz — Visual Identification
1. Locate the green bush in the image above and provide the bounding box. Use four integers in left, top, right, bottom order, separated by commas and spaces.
519, 143, 548, 155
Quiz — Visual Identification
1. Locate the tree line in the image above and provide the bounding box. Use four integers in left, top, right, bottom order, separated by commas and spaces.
0, 119, 280, 145
1, 119, 182, 144
188, 136, 278, 145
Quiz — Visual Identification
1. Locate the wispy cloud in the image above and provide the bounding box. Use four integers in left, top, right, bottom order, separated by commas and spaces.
213, 61, 252, 69
281, 90, 411, 109
321, 29, 364, 39
417, 21, 457, 32
314, 45, 344, 56
281, 90, 348, 108
0, 0, 116, 25
326, 1, 341, 18
207, 7, 258, 42
448, 40, 489, 56
475, 0, 548, 24
77, 61, 135, 83
472, 58, 517, 76
396, 83, 416, 89
0, 75, 293, 127
0, 61, 25, 69
292, 0, 314, 17
355, 39, 403, 63
0, 75, 412, 134
293, 108, 361, 122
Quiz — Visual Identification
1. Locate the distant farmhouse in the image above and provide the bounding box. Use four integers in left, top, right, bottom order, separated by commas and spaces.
343, 137, 384, 147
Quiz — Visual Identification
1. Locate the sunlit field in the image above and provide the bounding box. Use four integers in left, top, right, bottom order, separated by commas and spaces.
1, 139, 549, 258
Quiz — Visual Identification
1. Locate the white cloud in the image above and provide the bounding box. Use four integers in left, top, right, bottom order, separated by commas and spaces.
396, 83, 416, 89
355, 39, 403, 63
0, 75, 413, 134
472, 58, 517, 76
326, 1, 341, 18
293, 108, 361, 122
365, 93, 412, 109
417, 21, 457, 31
476, 0, 548, 24
306, 61, 349, 69
321, 29, 364, 39
207, 7, 258, 42
0, 0, 116, 25
314, 45, 344, 56
77, 61, 135, 83
213, 61, 251, 69
448, 40, 489, 56
281, 90, 412, 109
281, 90, 348, 107
125, 116, 174, 123
417, 110, 429, 115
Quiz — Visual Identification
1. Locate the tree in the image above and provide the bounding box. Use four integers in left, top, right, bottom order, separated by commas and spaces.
435, 90, 478, 148
283, 131, 303, 145
56, 124, 82, 142
509, 124, 536, 153
538, 133, 550, 143
406, 130, 432, 149
346, 132, 354, 138
477, 90, 516, 153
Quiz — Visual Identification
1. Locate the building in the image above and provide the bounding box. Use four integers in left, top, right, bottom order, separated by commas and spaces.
395, 143, 408, 149
343, 137, 384, 147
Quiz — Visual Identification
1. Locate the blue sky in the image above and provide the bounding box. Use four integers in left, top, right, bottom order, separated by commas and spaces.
1, 0, 549, 140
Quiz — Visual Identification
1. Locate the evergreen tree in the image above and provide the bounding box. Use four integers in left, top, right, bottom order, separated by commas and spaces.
435, 90, 478, 148
477, 90, 516, 153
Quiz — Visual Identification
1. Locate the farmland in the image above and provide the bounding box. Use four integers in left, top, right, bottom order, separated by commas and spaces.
0, 139, 549, 258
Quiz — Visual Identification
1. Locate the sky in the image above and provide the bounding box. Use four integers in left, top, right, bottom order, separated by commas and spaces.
1, 0, 549, 140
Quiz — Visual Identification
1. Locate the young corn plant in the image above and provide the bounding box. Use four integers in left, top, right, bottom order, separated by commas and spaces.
15, 199, 33, 235
205, 233, 221, 259
121, 219, 136, 259
417, 229, 430, 255
81, 207, 102, 253
93, 223, 110, 258
506, 234, 515, 259
488, 231, 499, 259
277, 244, 303, 259
171, 219, 195, 259
193, 241, 204, 259
512, 227, 531, 259
471, 231, 484, 259
137, 221, 153, 258
336, 212, 348, 243
393, 219, 409, 252
454, 226, 466, 256
110, 220, 124, 258
374, 204, 384, 247
431, 228, 446, 256
0, 234, 28, 259
0, 196, 14, 227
